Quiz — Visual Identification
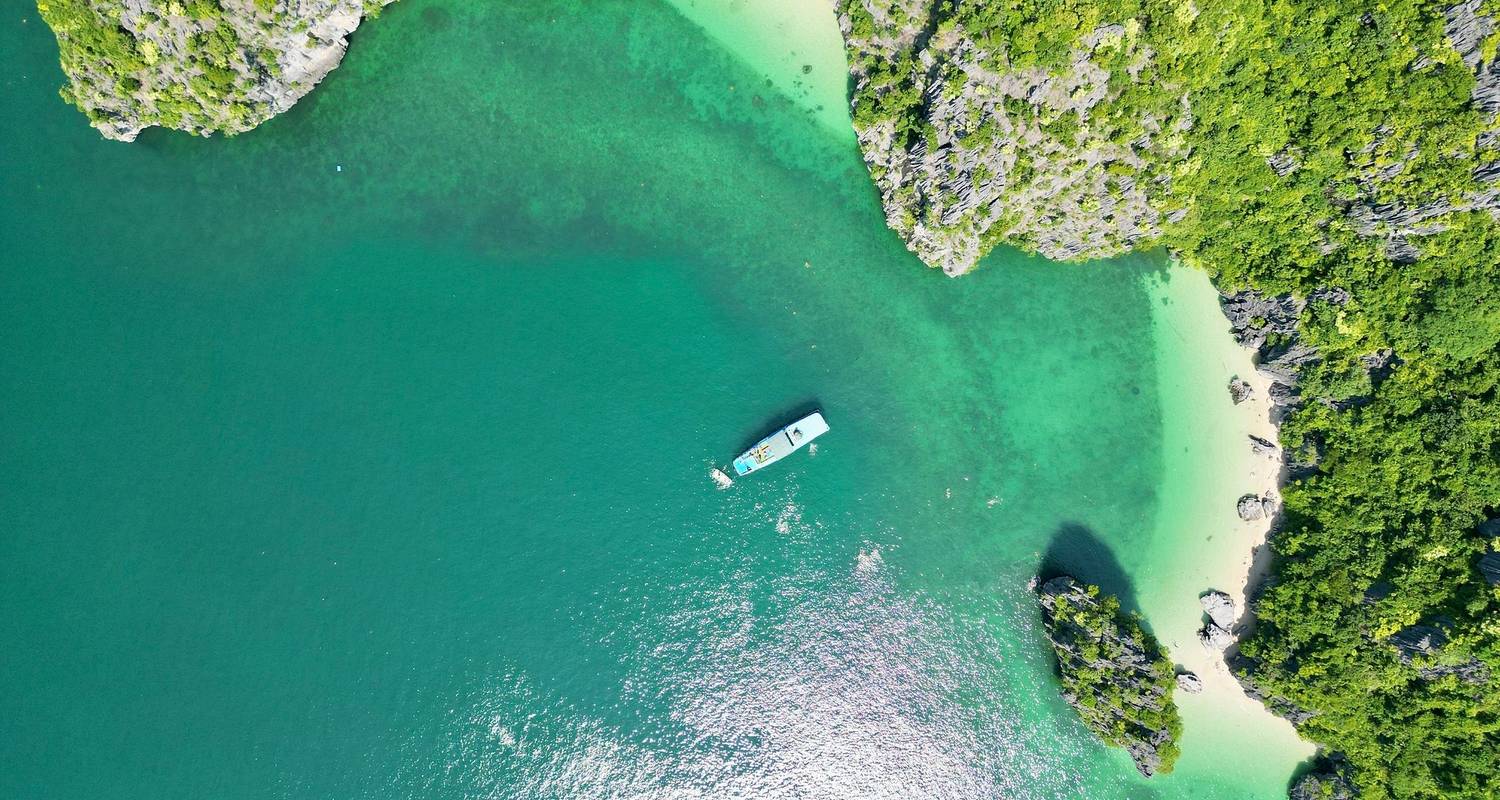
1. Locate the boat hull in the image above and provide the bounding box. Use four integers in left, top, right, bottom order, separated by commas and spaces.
732, 411, 829, 475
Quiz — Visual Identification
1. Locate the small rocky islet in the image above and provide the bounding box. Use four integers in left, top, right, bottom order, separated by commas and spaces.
1035, 576, 1182, 778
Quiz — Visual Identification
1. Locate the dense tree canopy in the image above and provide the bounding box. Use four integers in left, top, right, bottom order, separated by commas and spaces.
842, 0, 1500, 796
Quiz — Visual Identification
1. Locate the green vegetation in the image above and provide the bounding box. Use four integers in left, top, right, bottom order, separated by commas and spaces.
36, 1, 393, 140
1038, 577, 1182, 776
39, 0, 255, 134
842, 0, 1500, 796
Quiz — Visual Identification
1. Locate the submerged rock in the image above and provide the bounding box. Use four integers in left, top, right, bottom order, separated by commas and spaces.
1037, 576, 1182, 777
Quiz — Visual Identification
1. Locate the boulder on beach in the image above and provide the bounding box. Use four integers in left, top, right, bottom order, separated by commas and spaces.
1199, 624, 1235, 652
1249, 434, 1277, 455
1176, 672, 1204, 694
1200, 591, 1237, 630
1237, 494, 1266, 520
1229, 377, 1253, 404
1237, 494, 1276, 521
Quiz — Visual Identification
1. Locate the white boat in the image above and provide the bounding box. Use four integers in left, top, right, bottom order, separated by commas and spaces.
732, 411, 829, 476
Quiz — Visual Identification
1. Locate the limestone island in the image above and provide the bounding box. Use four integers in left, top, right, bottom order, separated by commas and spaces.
1037, 576, 1182, 778
38, 0, 395, 141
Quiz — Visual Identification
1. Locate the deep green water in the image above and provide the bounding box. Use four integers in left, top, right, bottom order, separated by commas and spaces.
2, 2, 1296, 797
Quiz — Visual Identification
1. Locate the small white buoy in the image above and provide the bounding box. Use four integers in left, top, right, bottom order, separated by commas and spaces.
336, 164, 343, 172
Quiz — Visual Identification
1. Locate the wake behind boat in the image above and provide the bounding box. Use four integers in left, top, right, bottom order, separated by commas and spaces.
732, 411, 829, 476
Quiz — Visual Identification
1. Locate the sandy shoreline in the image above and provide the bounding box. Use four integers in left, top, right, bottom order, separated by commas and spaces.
1169, 351, 1282, 707
1139, 264, 1314, 784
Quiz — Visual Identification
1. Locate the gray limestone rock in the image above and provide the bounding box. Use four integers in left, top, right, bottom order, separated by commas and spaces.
1390, 623, 1448, 659
1176, 672, 1204, 694
43, 0, 396, 142
1198, 623, 1234, 652
1228, 377, 1253, 404
834, 7, 1189, 272
1478, 552, 1500, 586
1037, 576, 1180, 778
1199, 591, 1237, 630
1242, 492, 1266, 525
1289, 756, 1356, 800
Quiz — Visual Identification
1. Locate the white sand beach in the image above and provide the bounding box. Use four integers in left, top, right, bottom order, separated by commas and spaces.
1138, 263, 1315, 785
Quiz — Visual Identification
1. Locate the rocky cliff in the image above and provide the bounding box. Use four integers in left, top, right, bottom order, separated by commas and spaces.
1036, 576, 1182, 777
833, 1, 1189, 272
833, 0, 1500, 275
38, 0, 396, 141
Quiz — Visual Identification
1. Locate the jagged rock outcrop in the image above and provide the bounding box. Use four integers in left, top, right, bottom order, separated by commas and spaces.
834, 3, 1191, 272
1237, 493, 1275, 521
1228, 377, 1253, 404
1219, 289, 1339, 423
1333, 0, 1500, 262
1480, 552, 1500, 585
1289, 755, 1357, 800
39, 0, 396, 142
835, 1, 1500, 276
1249, 434, 1278, 455
1037, 576, 1182, 777
1229, 652, 1319, 726
1175, 671, 1203, 694
1387, 620, 1491, 684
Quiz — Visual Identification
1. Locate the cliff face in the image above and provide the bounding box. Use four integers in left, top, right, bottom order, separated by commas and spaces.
1037, 576, 1182, 778
38, 0, 396, 142
833, 0, 1500, 276
834, 1, 1189, 272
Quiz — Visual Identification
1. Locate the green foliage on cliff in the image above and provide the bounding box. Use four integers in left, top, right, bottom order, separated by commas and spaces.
38, 0, 262, 133
37, 1, 396, 140
1039, 578, 1182, 776
840, 0, 1500, 796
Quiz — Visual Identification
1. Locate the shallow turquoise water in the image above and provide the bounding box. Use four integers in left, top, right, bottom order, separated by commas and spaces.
2, 2, 1295, 797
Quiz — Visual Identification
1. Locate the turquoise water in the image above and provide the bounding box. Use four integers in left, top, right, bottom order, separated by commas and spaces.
1, 2, 1298, 797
